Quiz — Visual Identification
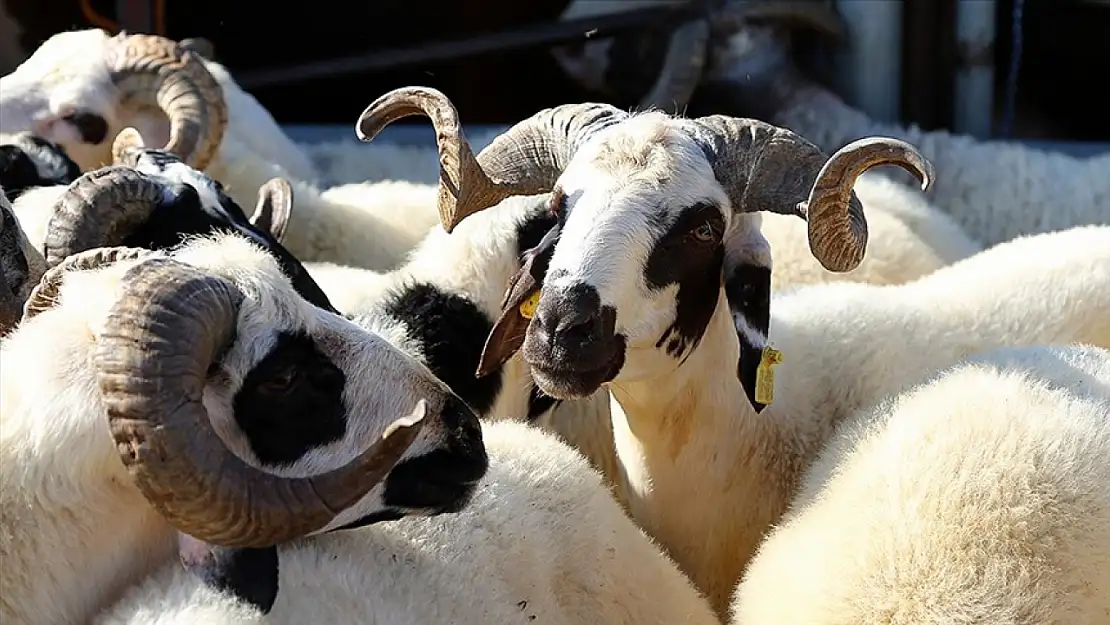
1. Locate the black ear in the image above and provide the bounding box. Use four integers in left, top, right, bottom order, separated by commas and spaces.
476, 223, 561, 378
723, 216, 775, 412
250, 178, 294, 243
178, 532, 280, 614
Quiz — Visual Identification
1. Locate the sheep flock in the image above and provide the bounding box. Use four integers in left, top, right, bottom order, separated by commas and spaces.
1, 20, 1109, 625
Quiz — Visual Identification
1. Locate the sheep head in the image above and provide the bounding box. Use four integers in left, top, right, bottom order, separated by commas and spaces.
357, 86, 932, 408
0, 29, 227, 172
0, 187, 45, 334
25, 236, 489, 609
41, 128, 328, 311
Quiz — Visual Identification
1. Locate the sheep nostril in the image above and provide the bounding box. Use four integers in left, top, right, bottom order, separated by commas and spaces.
554, 310, 601, 346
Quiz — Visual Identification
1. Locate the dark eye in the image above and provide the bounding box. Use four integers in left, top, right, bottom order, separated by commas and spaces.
689, 222, 715, 243
259, 369, 296, 393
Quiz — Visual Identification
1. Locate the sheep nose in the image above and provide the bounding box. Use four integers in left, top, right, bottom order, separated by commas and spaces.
533, 283, 611, 352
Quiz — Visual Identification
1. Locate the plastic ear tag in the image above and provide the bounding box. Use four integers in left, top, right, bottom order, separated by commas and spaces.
519, 290, 541, 319
754, 346, 783, 406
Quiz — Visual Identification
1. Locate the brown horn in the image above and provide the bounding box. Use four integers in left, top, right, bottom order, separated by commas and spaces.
688, 116, 932, 272
111, 127, 147, 166
94, 257, 428, 548
42, 166, 166, 268
105, 33, 228, 170
355, 86, 627, 232
22, 246, 154, 321
637, 18, 710, 114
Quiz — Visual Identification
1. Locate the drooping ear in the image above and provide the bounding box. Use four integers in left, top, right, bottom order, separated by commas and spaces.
178, 532, 280, 614
180, 37, 216, 61
250, 177, 294, 243
723, 214, 774, 413
476, 223, 561, 378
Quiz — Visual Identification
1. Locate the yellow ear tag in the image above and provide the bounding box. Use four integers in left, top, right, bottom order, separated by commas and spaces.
754, 346, 784, 406
519, 290, 541, 319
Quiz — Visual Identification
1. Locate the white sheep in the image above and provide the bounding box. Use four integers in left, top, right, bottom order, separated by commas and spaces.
372, 89, 1110, 617
0, 29, 440, 271
94, 418, 719, 625
0, 187, 44, 334
731, 343, 1110, 625
703, 20, 1110, 247
0, 233, 490, 625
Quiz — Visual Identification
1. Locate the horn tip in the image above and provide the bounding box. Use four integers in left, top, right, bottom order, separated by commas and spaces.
386, 400, 428, 437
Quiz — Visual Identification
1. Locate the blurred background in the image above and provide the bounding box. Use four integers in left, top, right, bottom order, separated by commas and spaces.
2, 0, 1107, 148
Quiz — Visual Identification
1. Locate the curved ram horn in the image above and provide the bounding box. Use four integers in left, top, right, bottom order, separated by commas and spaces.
22, 246, 154, 321
94, 257, 428, 548
105, 33, 227, 169
111, 126, 147, 166
688, 115, 932, 272
42, 166, 166, 268
355, 86, 627, 232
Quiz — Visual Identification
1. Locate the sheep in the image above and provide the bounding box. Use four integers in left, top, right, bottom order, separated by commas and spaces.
0, 29, 440, 271
9, 129, 337, 316
0, 188, 44, 334
698, 16, 1110, 247
94, 417, 720, 625
730, 343, 1110, 625
0, 131, 81, 202
0, 232, 490, 625
360, 87, 1110, 617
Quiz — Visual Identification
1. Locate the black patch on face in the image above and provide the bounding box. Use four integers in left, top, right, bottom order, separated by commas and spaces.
644, 202, 726, 360
232, 330, 347, 467
179, 534, 279, 615
382, 283, 502, 416
383, 395, 488, 512
515, 204, 560, 257
0, 138, 80, 201
62, 111, 109, 145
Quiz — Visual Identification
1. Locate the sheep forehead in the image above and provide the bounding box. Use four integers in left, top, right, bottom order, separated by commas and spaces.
172, 234, 312, 332
549, 116, 727, 291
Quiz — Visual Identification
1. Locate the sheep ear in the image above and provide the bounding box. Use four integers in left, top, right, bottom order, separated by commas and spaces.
178, 532, 280, 614
723, 216, 774, 413
476, 224, 561, 378
180, 37, 216, 61
251, 177, 294, 243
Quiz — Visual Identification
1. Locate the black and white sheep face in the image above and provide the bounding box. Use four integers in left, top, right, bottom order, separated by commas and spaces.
0, 30, 121, 170
0, 133, 81, 201
519, 117, 733, 400
155, 235, 489, 528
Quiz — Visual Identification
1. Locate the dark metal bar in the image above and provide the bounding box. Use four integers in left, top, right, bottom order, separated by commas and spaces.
115, 0, 153, 33
900, 0, 957, 130
237, 3, 707, 90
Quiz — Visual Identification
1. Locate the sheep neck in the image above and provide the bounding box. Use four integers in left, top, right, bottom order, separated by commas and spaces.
607, 290, 801, 616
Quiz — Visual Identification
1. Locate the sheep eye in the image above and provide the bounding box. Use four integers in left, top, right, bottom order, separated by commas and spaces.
260, 369, 296, 393
689, 222, 715, 243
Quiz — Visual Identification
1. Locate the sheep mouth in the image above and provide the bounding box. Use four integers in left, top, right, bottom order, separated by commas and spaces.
527, 349, 626, 400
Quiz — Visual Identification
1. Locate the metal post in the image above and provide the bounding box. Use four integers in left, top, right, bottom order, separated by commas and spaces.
954, 0, 997, 137
833, 0, 904, 123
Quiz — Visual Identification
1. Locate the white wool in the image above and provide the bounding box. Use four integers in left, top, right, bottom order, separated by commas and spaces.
732, 343, 1110, 624
94, 421, 718, 625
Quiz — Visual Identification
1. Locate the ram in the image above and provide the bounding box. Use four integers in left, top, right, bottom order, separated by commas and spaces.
17, 128, 335, 313
699, 17, 1110, 247
363, 88, 1110, 618
0, 29, 439, 271
731, 343, 1110, 625
0, 233, 489, 625
95, 417, 718, 625
0, 188, 44, 334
